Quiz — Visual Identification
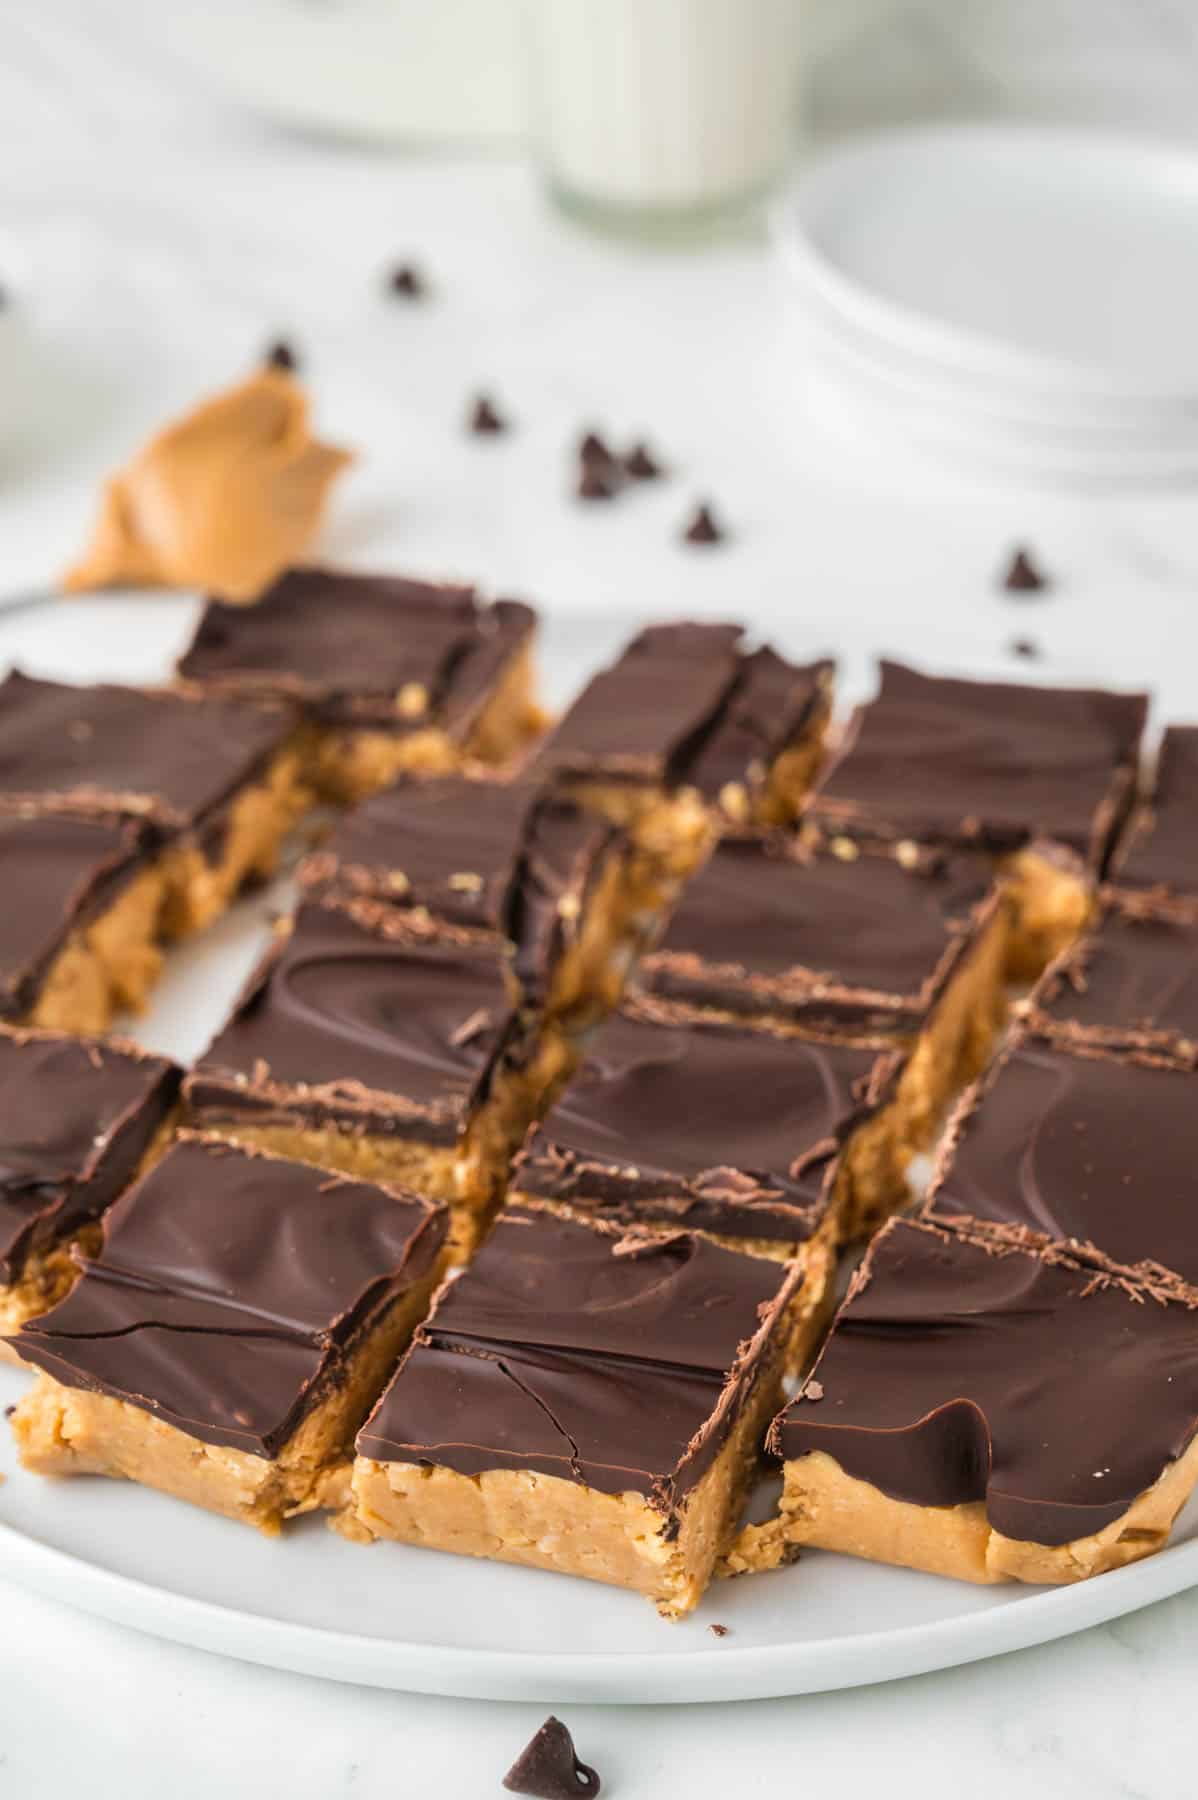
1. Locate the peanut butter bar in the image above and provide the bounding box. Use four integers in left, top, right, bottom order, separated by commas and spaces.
11, 1136, 447, 1532
1023, 903, 1198, 1069
510, 996, 904, 1290
186, 891, 572, 1248
301, 774, 660, 1027
926, 1032, 1198, 1283
344, 1207, 801, 1617
0, 1026, 179, 1347
769, 1217, 1198, 1585
808, 660, 1147, 974
177, 567, 542, 802
0, 670, 312, 1026
1108, 725, 1198, 912
636, 834, 1009, 1165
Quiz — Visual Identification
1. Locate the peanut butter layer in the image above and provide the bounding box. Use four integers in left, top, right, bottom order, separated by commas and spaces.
347, 1208, 800, 1614
62, 368, 353, 602
178, 568, 541, 801
11, 1136, 447, 1531
771, 1217, 1198, 1584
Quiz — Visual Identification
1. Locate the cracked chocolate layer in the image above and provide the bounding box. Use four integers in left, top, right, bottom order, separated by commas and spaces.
1025, 905, 1198, 1067
358, 1207, 799, 1510
14, 1136, 446, 1456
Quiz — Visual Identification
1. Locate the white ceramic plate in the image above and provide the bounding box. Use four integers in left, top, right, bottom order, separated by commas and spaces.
0, 594, 1195, 1704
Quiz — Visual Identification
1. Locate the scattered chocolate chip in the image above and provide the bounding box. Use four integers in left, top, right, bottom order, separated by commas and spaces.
469, 393, 508, 436
577, 462, 618, 501
624, 441, 663, 480
709, 1622, 731, 1638
503, 1717, 601, 1799
1010, 637, 1040, 660
387, 262, 426, 300
1001, 545, 1050, 594
579, 431, 617, 471
263, 339, 299, 374
3, 1404, 14, 1419
682, 501, 724, 545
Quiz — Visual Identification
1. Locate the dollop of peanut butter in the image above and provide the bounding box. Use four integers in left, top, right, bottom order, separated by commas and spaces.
63, 369, 354, 603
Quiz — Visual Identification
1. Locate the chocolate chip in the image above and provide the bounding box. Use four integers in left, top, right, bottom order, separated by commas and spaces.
1010, 637, 1040, 659
1001, 546, 1050, 594
709, 1622, 731, 1638
624, 441, 663, 480
579, 431, 617, 471
387, 263, 426, 300
577, 462, 618, 501
503, 1717, 601, 1798
3, 1404, 14, 1419
263, 339, 299, 374
469, 393, 508, 435
682, 501, 724, 545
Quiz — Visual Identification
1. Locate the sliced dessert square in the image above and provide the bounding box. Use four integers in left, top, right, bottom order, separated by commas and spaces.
807, 660, 1147, 974
1023, 903, 1198, 1069
1108, 725, 1198, 913
177, 567, 542, 802
635, 834, 1009, 1160
682, 646, 833, 828
343, 1207, 801, 1617
185, 891, 572, 1249
12, 1136, 446, 1532
926, 1031, 1198, 1282
0, 1026, 179, 1348
768, 1216, 1198, 1585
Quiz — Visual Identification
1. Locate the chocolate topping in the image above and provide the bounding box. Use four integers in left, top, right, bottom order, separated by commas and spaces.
1026, 907, 1198, 1066
1001, 546, 1050, 593
528, 622, 744, 790
685, 650, 832, 809
0, 812, 145, 1020
810, 659, 1146, 865
515, 1003, 893, 1242
15, 1136, 446, 1457
682, 502, 724, 545
773, 1216, 1198, 1545
0, 670, 291, 830
187, 893, 527, 1144
927, 1034, 1198, 1283
0, 1029, 179, 1283
177, 568, 535, 736
469, 393, 507, 436
359, 1207, 799, 1507
638, 834, 996, 1036
1111, 726, 1198, 906
503, 1718, 601, 1799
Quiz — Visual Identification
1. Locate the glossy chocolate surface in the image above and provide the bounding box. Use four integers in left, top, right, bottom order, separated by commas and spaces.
774, 1216, 1198, 1544
0, 670, 290, 829
0, 1029, 178, 1283
927, 1034, 1198, 1281
637, 834, 995, 1035
359, 1207, 798, 1508
685, 649, 832, 804
811, 660, 1146, 864
187, 893, 524, 1143
177, 567, 534, 733
515, 1003, 891, 1241
16, 1136, 446, 1456
1027, 907, 1198, 1066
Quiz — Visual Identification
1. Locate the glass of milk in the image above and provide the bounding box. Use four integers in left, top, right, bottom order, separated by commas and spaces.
527, 0, 804, 234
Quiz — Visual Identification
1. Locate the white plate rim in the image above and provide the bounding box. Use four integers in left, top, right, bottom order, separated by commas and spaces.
774, 121, 1198, 409
2, 1515, 1196, 1703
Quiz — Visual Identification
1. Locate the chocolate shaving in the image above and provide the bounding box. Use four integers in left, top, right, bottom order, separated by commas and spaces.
682, 502, 724, 545
502, 1717, 601, 1799
1001, 546, 1050, 594
469, 393, 507, 435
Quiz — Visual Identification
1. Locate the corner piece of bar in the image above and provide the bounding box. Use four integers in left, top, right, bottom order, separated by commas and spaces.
808, 659, 1148, 975
634, 833, 1009, 1176
1023, 902, 1198, 1069
185, 891, 572, 1244
770, 1216, 1198, 1585
1108, 725, 1198, 914
11, 1135, 448, 1532
344, 1207, 800, 1617
685, 647, 834, 828
926, 1029, 1198, 1284
0, 1025, 179, 1347
176, 566, 542, 803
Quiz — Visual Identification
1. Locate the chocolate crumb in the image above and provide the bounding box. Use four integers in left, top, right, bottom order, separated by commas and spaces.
1001, 546, 1050, 594
682, 501, 724, 545
264, 339, 299, 374
387, 262, 426, 300
624, 441, 663, 480
1010, 637, 1040, 660
503, 1717, 601, 1799
577, 462, 618, 501
709, 1622, 731, 1638
469, 393, 508, 436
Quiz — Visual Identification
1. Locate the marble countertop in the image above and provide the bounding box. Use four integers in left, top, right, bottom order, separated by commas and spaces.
3, 13, 1198, 1796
